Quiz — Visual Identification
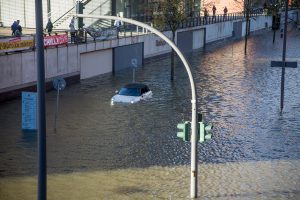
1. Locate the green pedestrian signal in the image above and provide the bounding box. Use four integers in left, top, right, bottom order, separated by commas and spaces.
177, 121, 190, 141
198, 122, 213, 143
198, 122, 205, 142
204, 124, 212, 140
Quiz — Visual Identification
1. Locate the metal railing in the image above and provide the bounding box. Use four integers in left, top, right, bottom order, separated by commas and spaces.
1, 9, 268, 55
172, 10, 265, 30
84, 0, 111, 29
50, 0, 92, 29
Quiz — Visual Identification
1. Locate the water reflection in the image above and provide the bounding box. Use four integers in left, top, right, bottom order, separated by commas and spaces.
0, 29, 299, 199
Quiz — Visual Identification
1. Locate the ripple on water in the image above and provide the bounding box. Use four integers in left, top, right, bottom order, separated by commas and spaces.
0, 29, 299, 199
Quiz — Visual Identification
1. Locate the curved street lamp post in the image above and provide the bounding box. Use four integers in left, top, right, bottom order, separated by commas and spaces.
74, 14, 199, 198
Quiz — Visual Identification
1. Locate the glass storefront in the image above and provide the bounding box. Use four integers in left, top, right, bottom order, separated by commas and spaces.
115, 0, 150, 21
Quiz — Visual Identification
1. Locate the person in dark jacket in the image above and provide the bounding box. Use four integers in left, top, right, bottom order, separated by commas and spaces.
212, 5, 216, 18
223, 6, 228, 19
204, 8, 208, 24
11, 20, 19, 35
46, 19, 53, 36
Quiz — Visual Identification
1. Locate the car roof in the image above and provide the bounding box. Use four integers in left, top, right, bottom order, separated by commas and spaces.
123, 83, 149, 89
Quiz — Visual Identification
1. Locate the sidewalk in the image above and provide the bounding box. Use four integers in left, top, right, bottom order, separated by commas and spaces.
0, 27, 36, 37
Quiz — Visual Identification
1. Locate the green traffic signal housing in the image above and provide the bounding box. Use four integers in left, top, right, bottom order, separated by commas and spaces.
204, 123, 213, 140
177, 121, 190, 141
272, 14, 280, 30
198, 122, 213, 143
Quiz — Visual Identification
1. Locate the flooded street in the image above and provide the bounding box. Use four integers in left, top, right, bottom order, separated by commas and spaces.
0, 29, 300, 199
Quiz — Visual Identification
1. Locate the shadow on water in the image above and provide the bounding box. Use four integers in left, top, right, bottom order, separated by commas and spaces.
0, 29, 299, 177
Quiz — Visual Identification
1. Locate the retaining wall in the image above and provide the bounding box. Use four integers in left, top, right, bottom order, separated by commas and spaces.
0, 15, 272, 100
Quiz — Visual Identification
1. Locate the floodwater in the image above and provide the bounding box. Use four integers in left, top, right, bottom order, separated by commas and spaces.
0, 29, 300, 199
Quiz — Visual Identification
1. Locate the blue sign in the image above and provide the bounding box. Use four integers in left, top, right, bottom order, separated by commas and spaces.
22, 92, 37, 131
131, 58, 138, 68
53, 77, 66, 91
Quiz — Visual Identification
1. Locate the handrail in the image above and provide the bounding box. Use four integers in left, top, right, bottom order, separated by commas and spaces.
82, 0, 93, 6
88, 0, 110, 15
85, 0, 111, 28
52, 6, 75, 25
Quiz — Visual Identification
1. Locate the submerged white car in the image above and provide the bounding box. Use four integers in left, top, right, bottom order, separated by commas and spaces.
111, 83, 152, 105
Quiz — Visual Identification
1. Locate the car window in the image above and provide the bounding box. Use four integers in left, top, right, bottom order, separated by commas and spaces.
119, 88, 141, 96
145, 87, 150, 93
141, 86, 150, 94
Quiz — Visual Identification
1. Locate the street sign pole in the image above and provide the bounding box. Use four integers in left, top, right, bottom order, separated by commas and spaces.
54, 88, 60, 132
53, 77, 66, 132
131, 58, 137, 83
280, 0, 288, 113
271, 0, 298, 114
35, 0, 47, 199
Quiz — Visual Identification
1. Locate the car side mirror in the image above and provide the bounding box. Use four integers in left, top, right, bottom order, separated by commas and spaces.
115, 90, 118, 94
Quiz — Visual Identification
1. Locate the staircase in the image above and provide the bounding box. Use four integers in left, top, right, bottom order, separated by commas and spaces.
83, 0, 112, 29
51, 0, 93, 30
52, 8, 75, 29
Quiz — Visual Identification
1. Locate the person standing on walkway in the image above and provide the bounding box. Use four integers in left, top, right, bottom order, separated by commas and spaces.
46, 19, 53, 36
69, 18, 76, 43
204, 8, 208, 24
114, 14, 123, 37
212, 5, 216, 20
11, 20, 20, 35
15, 20, 22, 37
223, 6, 228, 20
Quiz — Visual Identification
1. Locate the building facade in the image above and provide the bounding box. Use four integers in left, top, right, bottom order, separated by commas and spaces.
0, 0, 201, 29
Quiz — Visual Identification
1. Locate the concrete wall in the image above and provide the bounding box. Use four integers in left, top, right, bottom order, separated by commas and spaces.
233, 21, 243, 39
249, 15, 272, 32
205, 21, 233, 43
113, 43, 143, 72
80, 49, 113, 79
0, 45, 81, 91
177, 31, 193, 53
193, 28, 205, 49
0, 53, 22, 89
0, 15, 272, 93
143, 31, 172, 58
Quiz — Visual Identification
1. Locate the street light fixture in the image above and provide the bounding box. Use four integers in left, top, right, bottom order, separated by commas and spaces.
74, 14, 199, 198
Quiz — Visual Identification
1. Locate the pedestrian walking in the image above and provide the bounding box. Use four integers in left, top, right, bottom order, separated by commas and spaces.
204, 8, 208, 24
223, 6, 228, 20
212, 5, 216, 19
46, 19, 53, 36
69, 18, 76, 43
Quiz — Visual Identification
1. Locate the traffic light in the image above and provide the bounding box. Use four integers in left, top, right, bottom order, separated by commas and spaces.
76, 2, 85, 29
76, 2, 85, 14
272, 14, 280, 30
177, 121, 190, 141
198, 121, 213, 143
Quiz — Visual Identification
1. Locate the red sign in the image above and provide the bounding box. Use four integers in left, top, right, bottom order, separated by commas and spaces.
44, 34, 68, 47
0, 36, 34, 53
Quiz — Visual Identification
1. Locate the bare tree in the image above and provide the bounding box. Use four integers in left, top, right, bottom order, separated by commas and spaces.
232, 0, 260, 54
150, 0, 193, 80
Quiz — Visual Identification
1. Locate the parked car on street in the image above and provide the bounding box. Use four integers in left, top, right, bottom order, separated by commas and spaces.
111, 83, 152, 105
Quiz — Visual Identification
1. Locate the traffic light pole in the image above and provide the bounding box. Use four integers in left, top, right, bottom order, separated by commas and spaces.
35, 0, 47, 199
280, 0, 288, 113
74, 14, 199, 198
